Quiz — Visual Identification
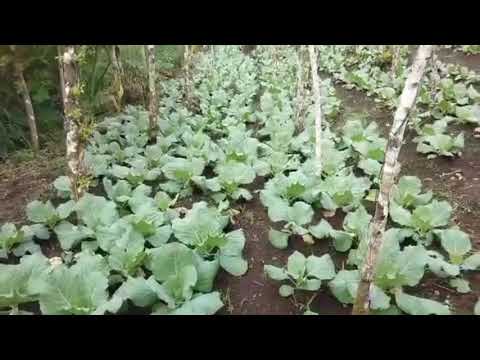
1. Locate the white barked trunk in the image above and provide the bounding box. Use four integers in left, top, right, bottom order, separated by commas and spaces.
145, 45, 158, 140
295, 45, 307, 131
183, 45, 193, 107
59, 45, 85, 201
308, 45, 323, 177
391, 45, 402, 76
429, 46, 442, 99
352, 45, 434, 315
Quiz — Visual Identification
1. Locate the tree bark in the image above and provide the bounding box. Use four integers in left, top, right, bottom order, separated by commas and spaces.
110, 45, 124, 110
59, 45, 85, 201
183, 45, 193, 108
295, 45, 307, 131
352, 45, 434, 315
145, 45, 158, 140
57, 45, 66, 124
391, 45, 402, 76
113, 46, 124, 74
10, 45, 39, 155
429, 46, 441, 99
308, 45, 323, 177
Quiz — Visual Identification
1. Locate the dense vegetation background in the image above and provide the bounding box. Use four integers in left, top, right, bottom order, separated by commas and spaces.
0, 45, 183, 158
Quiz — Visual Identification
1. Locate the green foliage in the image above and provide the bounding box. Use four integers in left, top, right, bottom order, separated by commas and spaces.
26, 200, 76, 228
193, 160, 256, 203
318, 170, 371, 213
414, 118, 464, 158
328, 269, 392, 310
193, 46, 259, 134
319, 45, 480, 160
449, 278, 471, 293
342, 117, 386, 160
0, 45, 185, 156
171, 202, 248, 276
0, 222, 49, 258
392, 176, 433, 209
38, 251, 111, 315
144, 245, 218, 309
264, 251, 336, 297
0, 107, 30, 156
390, 193, 454, 244
310, 206, 372, 252
268, 228, 290, 249
394, 290, 450, 315
436, 228, 472, 264
462, 253, 480, 271
459, 45, 480, 55
0, 45, 62, 156
0, 253, 49, 310
319, 45, 408, 109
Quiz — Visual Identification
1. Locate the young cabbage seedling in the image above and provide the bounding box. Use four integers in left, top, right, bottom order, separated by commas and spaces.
264, 251, 335, 297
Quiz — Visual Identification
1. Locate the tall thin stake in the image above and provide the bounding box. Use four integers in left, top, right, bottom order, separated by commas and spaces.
352, 45, 434, 315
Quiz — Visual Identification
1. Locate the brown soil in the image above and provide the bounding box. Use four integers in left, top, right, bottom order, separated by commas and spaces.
215, 177, 350, 315
0, 142, 65, 224
437, 48, 480, 73
400, 128, 480, 314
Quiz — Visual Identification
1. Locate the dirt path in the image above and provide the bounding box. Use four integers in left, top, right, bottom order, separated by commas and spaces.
437, 48, 480, 73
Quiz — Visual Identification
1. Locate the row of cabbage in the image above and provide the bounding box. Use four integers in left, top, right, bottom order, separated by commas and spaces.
254, 46, 480, 315
0, 46, 265, 315
318, 45, 480, 159
0, 45, 341, 315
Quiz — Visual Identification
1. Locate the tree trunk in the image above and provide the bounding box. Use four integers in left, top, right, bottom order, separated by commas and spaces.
295, 45, 307, 131
145, 45, 158, 140
111, 45, 124, 110
10, 45, 39, 155
391, 45, 402, 76
113, 46, 124, 74
308, 45, 323, 177
57, 45, 66, 126
59, 45, 85, 201
272, 46, 282, 68
429, 46, 441, 99
352, 45, 434, 315
183, 45, 193, 108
